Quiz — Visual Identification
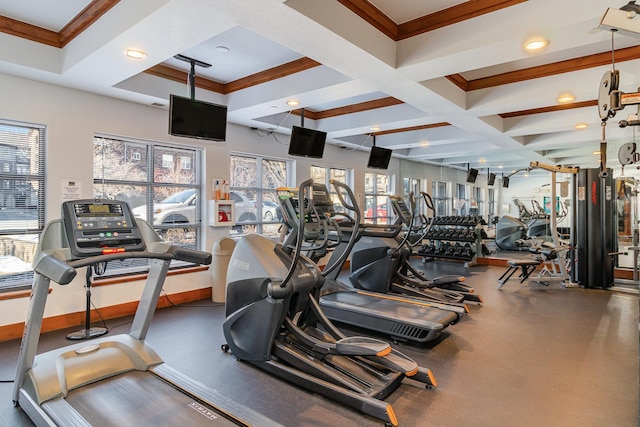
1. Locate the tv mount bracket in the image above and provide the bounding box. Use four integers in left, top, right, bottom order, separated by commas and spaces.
173, 54, 212, 100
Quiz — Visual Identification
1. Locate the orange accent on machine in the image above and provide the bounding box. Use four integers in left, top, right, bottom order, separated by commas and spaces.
101, 247, 126, 255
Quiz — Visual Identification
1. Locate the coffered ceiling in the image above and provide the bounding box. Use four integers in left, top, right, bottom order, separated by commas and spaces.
0, 0, 638, 177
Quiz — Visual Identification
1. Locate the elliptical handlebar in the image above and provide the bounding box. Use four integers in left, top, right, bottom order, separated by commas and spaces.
321, 180, 362, 278
280, 179, 315, 288
421, 191, 435, 212
330, 179, 360, 222
393, 192, 416, 253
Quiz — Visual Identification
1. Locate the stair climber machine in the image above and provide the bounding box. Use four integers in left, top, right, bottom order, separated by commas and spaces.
384, 192, 483, 305
284, 181, 464, 344
222, 180, 438, 426
13, 199, 278, 427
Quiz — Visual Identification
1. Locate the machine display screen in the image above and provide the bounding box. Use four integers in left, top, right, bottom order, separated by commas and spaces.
88, 204, 111, 213
61, 199, 145, 258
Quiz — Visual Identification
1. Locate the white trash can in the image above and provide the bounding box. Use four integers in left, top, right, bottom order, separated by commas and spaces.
211, 237, 236, 303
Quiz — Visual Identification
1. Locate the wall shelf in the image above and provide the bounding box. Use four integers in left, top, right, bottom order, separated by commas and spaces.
208, 200, 235, 227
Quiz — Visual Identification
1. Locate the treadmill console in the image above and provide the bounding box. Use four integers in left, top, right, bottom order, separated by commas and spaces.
61, 199, 145, 258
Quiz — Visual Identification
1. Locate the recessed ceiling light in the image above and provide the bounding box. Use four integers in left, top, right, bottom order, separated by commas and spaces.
370, 126, 381, 132
124, 49, 147, 60
479, 158, 486, 163
216, 46, 230, 53
592, 151, 601, 155
286, 99, 300, 107
575, 123, 589, 130
557, 93, 575, 103
420, 141, 429, 147
498, 165, 504, 169
524, 38, 549, 51
524, 173, 530, 177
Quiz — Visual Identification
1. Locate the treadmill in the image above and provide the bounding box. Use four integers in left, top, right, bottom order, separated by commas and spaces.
284, 182, 462, 344
13, 199, 279, 427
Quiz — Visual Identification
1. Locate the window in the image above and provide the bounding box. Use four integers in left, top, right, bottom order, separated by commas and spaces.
472, 186, 484, 216
93, 135, 202, 274
0, 120, 45, 290
488, 188, 496, 221
364, 172, 392, 224
180, 156, 191, 170
230, 154, 292, 238
310, 165, 352, 213
455, 183, 469, 215
431, 181, 449, 217
162, 154, 174, 168
403, 177, 422, 215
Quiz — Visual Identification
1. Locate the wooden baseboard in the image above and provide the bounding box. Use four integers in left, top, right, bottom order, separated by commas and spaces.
0, 287, 212, 343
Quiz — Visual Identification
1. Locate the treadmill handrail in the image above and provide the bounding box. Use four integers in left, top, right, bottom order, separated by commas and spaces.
65, 248, 211, 269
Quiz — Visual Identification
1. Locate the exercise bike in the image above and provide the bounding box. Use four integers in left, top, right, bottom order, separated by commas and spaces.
222, 180, 437, 426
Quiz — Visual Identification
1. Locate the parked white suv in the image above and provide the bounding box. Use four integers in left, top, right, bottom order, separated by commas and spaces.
132, 189, 276, 226
132, 189, 196, 225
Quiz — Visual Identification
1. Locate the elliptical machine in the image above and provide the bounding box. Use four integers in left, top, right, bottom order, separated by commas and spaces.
348, 192, 481, 306
222, 180, 437, 426
279, 181, 464, 344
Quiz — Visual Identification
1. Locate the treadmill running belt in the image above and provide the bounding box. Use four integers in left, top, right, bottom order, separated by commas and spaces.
322, 291, 459, 326
63, 371, 239, 426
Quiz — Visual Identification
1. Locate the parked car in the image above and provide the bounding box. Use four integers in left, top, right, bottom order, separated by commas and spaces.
365, 203, 388, 219
132, 189, 276, 229
230, 191, 278, 222
262, 200, 280, 221
132, 189, 196, 225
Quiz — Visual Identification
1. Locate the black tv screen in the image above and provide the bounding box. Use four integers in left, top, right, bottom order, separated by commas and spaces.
502, 176, 510, 188
488, 173, 496, 186
288, 126, 326, 159
466, 168, 478, 183
169, 94, 227, 141
367, 146, 392, 169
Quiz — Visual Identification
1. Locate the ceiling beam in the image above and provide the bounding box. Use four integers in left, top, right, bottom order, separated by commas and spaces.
0, 0, 120, 48
447, 46, 640, 91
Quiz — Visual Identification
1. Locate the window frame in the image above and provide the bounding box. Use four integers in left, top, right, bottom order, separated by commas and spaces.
431, 180, 450, 217
229, 153, 294, 238
93, 134, 203, 276
455, 183, 469, 215
310, 165, 353, 212
364, 171, 393, 224
0, 119, 46, 291
472, 185, 484, 216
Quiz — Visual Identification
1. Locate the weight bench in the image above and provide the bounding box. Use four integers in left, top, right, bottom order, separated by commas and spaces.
496, 259, 541, 289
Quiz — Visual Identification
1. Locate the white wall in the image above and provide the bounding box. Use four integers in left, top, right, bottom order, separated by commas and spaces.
0, 72, 491, 328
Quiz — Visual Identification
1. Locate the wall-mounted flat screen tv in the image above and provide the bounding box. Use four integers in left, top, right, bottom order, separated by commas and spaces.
288, 126, 327, 159
169, 94, 227, 141
466, 168, 478, 183
502, 176, 510, 188
367, 146, 392, 169
488, 172, 496, 186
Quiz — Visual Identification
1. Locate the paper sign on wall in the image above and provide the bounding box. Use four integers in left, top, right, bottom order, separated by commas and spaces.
61, 179, 82, 201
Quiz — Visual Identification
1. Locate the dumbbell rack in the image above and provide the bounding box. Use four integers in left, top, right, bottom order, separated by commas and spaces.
417, 215, 485, 266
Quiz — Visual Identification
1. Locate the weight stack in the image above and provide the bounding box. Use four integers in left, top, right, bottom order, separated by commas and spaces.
575, 168, 616, 289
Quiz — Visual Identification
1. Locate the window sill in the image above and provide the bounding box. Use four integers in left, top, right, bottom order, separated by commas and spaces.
0, 288, 51, 301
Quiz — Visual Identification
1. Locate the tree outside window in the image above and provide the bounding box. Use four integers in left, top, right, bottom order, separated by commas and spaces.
93, 136, 202, 275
